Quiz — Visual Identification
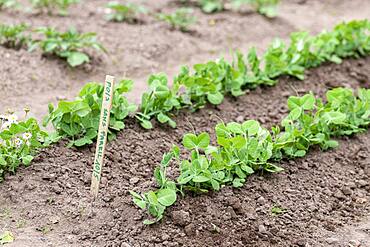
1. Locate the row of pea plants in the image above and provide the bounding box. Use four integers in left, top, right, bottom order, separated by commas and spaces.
0, 19, 369, 181
131, 87, 370, 224
0, 0, 279, 19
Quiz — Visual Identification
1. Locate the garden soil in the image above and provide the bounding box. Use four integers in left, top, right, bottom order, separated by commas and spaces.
0, 0, 370, 246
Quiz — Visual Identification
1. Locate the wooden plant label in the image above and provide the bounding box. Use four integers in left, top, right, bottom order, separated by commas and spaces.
90, 75, 115, 197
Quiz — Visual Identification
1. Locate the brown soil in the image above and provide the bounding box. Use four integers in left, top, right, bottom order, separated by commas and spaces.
0, 57, 369, 246
1, 0, 370, 246
0, 0, 369, 119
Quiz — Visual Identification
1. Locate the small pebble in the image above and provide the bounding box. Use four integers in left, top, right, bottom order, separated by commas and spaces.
258, 225, 267, 234
325, 237, 339, 245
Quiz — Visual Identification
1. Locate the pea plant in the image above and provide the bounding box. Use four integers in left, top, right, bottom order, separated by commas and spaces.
30, 0, 80, 15
30, 27, 106, 67
132, 87, 370, 224
106, 1, 146, 23
130, 146, 179, 224
136, 73, 181, 129
0, 111, 48, 181
157, 8, 197, 32
134, 19, 370, 129
0, 23, 30, 49
43, 79, 137, 147
180, 0, 279, 16
231, 0, 279, 17
198, 0, 223, 13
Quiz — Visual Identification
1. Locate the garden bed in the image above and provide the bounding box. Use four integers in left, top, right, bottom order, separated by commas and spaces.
1, 57, 369, 246
0, 0, 370, 246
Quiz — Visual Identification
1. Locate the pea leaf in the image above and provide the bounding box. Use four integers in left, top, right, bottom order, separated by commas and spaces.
157, 188, 177, 207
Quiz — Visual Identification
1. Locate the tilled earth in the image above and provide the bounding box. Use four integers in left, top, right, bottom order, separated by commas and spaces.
0, 58, 369, 246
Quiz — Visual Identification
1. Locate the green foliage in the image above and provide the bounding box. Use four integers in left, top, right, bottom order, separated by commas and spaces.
158, 8, 197, 31
274, 88, 370, 158
137, 19, 370, 129
106, 1, 146, 23
130, 146, 179, 224
132, 87, 370, 224
30, 0, 79, 15
43, 80, 137, 147
0, 0, 17, 10
136, 73, 181, 129
30, 27, 105, 67
271, 205, 286, 216
198, 0, 223, 13
0, 23, 29, 49
0, 112, 48, 181
232, 0, 279, 17
180, 0, 278, 16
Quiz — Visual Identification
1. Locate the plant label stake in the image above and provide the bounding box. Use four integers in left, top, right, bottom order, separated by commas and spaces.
90, 75, 115, 197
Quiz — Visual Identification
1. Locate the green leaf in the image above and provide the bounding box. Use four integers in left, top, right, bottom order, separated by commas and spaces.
226, 122, 243, 134
264, 164, 284, 173
289, 107, 302, 120
207, 91, 224, 105
157, 188, 177, 207
67, 52, 89, 67
232, 178, 244, 188
197, 133, 210, 149
74, 137, 93, 147
323, 111, 346, 124
21, 155, 34, 165
241, 164, 254, 174
183, 133, 198, 149
183, 132, 210, 150
110, 121, 125, 131
192, 175, 210, 183
211, 179, 220, 191
143, 219, 157, 225
157, 113, 169, 123
0, 157, 6, 166
301, 94, 315, 110
294, 150, 306, 157
140, 120, 153, 129
324, 140, 339, 149
242, 120, 260, 135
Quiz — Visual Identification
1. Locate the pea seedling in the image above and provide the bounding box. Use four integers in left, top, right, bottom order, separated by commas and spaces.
106, 1, 146, 23
30, 0, 80, 15
30, 27, 106, 67
0, 23, 29, 49
158, 8, 197, 32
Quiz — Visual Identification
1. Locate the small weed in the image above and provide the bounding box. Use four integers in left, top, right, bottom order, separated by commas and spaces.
36, 225, 51, 234
271, 205, 287, 216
